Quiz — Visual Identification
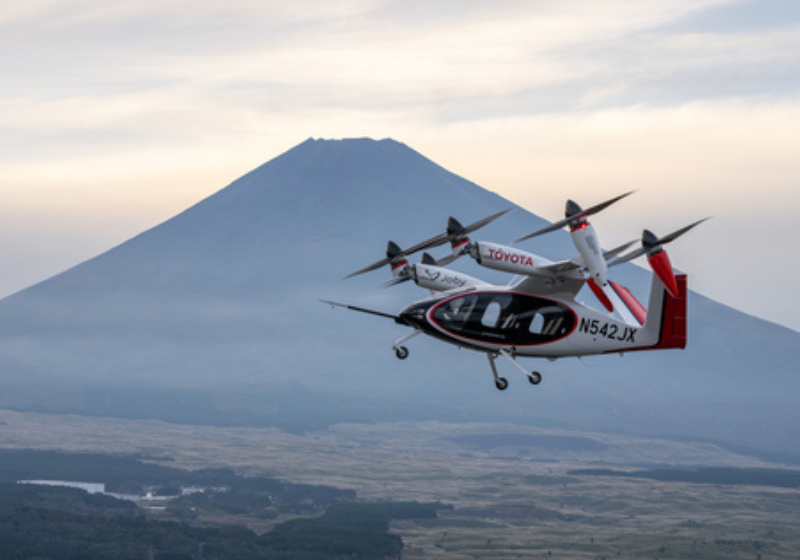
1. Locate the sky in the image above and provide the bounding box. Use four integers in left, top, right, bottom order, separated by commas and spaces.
1, 0, 799, 331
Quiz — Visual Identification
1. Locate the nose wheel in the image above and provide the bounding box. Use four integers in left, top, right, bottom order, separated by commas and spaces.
392, 330, 420, 361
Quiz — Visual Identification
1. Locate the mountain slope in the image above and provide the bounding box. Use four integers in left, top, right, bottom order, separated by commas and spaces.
0, 138, 797, 456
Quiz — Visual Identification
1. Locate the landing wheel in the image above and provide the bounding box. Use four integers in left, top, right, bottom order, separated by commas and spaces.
394, 346, 409, 360
495, 377, 509, 391
528, 371, 542, 385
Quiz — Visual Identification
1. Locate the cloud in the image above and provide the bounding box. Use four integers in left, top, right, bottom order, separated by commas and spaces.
1, 0, 799, 329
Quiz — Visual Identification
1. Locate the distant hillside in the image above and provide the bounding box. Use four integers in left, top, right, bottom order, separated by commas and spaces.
0, 138, 797, 456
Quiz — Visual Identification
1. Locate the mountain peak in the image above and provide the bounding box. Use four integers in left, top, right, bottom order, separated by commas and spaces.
1, 137, 518, 299
0, 138, 797, 456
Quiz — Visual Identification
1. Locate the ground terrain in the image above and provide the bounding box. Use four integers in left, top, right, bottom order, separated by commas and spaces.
1, 408, 798, 559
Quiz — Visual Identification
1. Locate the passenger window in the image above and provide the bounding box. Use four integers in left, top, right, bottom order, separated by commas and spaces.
538, 307, 566, 336
482, 301, 502, 327
529, 313, 544, 334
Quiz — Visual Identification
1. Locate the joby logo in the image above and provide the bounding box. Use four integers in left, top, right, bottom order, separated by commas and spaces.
487, 248, 535, 267
424, 270, 467, 287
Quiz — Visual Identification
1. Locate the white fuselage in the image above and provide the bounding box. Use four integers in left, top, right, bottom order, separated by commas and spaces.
398, 272, 675, 359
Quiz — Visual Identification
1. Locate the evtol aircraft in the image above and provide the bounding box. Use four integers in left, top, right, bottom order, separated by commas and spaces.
325, 193, 707, 390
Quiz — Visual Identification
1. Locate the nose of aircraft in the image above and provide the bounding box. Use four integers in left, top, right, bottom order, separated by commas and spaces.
399, 301, 430, 328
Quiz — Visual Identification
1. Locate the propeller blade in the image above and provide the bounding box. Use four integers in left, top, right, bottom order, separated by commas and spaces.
610, 218, 709, 268
405, 209, 512, 255
347, 210, 510, 279
345, 257, 392, 279
381, 276, 413, 288
462, 208, 513, 235
515, 191, 634, 244
433, 253, 460, 267
514, 219, 569, 243
608, 246, 647, 267
659, 217, 710, 245
347, 210, 510, 278
403, 232, 451, 256
583, 190, 634, 218
346, 240, 408, 279
603, 239, 637, 262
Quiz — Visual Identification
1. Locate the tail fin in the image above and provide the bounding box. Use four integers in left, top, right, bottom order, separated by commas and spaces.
629, 272, 687, 351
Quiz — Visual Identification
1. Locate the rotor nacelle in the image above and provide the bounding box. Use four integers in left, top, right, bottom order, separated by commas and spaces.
569, 220, 607, 287
346, 208, 511, 284
610, 219, 709, 298
473, 241, 544, 276
515, 192, 633, 288
642, 229, 678, 297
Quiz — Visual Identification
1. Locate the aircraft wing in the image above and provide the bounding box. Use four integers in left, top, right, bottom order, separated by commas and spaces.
512, 274, 585, 297
536, 259, 582, 276
521, 240, 635, 282
512, 240, 634, 297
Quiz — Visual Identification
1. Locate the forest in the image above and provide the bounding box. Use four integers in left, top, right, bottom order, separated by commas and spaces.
0, 449, 444, 559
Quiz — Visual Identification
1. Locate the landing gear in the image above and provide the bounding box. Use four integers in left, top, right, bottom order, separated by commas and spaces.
393, 330, 420, 361
487, 349, 544, 390
487, 353, 507, 391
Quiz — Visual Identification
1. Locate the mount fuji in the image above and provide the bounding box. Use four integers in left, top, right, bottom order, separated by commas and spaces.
0, 138, 797, 457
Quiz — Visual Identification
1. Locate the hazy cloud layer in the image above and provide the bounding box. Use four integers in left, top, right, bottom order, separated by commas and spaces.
1, 0, 799, 329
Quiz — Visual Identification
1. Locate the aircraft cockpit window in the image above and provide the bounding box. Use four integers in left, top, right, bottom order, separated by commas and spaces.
440, 294, 478, 328
432, 292, 576, 346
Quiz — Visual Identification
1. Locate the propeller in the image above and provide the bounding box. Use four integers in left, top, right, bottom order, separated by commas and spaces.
610, 218, 710, 267
346, 208, 511, 279
380, 252, 458, 288
610, 218, 709, 296
448, 208, 512, 239
514, 191, 634, 244
345, 240, 409, 279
